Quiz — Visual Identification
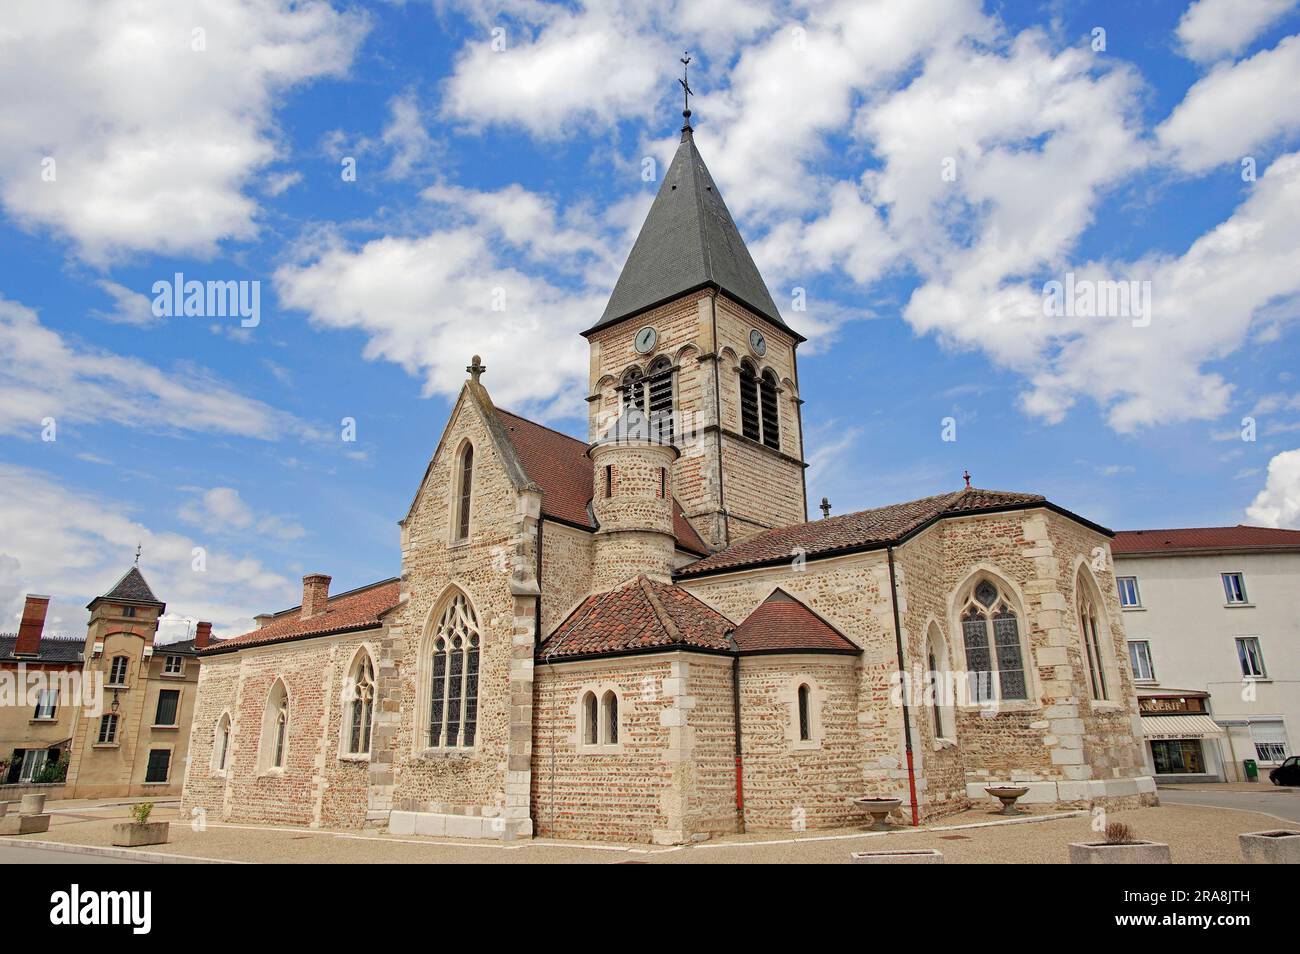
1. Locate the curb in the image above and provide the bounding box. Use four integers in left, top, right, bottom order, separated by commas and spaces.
7, 838, 246, 864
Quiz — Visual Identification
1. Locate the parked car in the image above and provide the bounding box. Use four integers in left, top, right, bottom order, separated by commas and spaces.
1270, 756, 1300, 786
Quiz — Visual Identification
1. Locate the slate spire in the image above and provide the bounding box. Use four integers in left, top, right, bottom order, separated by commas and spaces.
584, 87, 798, 339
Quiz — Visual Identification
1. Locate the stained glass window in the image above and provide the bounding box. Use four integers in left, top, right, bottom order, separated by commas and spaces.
348, 654, 375, 754
962, 582, 1028, 703
427, 591, 481, 749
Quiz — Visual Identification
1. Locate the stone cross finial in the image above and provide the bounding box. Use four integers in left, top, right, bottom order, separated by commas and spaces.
467, 355, 486, 384
134, 542, 142, 565
819, 496, 831, 519
962, 469, 972, 489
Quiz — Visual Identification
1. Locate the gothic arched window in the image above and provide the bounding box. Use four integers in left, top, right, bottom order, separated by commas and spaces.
759, 369, 780, 449
581, 691, 598, 745
960, 580, 1028, 703
927, 624, 951, 740
212, 712, 231, 773
1077, 574, 1110, 701
427, 591, 481, 749
601, 690, 619, 745
454, 443, 474, 541
797, 683, 812, 741
346, 651, 376, 754
261, 680, 289, 770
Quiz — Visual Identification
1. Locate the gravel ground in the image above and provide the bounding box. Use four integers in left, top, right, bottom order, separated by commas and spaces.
6, 798, 1291, 863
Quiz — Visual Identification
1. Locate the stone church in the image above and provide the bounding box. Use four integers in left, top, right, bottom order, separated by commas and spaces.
182, 112, 1154, 844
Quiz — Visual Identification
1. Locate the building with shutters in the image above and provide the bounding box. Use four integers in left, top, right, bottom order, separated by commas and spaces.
1112, 527, 1300, 783
2, 569, 213, 798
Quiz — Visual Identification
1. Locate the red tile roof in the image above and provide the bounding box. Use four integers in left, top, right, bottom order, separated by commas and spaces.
732, 589, 860, 655
538, 575, 733, 659
1112, 525, 1300, 554
678, 488, 1055, 578
204, 579, 400, 654
495, 409, 708, 555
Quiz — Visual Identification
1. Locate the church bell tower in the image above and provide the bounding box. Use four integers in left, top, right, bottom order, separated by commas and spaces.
582, 66, 807, 551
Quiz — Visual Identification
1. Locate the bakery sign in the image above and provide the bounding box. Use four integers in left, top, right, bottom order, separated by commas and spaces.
1139, 695, 1207, 715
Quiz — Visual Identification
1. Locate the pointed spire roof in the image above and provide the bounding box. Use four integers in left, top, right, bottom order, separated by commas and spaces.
584, 131, 800, 340
92, 565, 164, 608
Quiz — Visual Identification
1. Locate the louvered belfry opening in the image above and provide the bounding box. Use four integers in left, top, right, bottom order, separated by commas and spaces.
740, 360, 761, 442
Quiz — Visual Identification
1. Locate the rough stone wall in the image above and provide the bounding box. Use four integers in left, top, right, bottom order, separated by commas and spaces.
538, 521, 594, 638
894, 508, 1147, 803
389, 390, 537, 833
736, 655, 862, 831
681, 554, 908, 811
180, 632, 376, 830
531, 656, 675, 842
586, 289, 807, 551
590, 441, 677, 590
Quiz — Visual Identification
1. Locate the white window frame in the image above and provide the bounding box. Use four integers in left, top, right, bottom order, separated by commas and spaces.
1116, 576, 1141, 608
576, 685, 624, 753
108, 654, 130, 686
1235, 636, 1267, 678
96, 713, 119, 746
1128, 639, 1156, 682
19, 748, 48, 782
32, 687, 58, 721
1222, 572, 1249, 605
162, 654, 184, 676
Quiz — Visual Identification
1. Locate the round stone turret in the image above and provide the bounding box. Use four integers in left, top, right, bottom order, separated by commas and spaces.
588, 408, 679, 591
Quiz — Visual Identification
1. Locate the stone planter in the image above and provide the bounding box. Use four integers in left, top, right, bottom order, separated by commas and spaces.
1239, 830, 1300, 864
985, 785, 1029, 816
19, 793, 46, 815
1068, 841, 1171, 864
851, 848, 943, 864
111, 821, 169, 847
853, 796, 903, 830
0, 813, 50, 835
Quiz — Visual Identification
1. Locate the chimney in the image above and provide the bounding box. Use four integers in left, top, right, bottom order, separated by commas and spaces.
194, 621, 212, 650
301, 574, 331, 619
15, 594, 50, 656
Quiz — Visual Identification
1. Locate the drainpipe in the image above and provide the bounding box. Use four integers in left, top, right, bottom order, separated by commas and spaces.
731, 646, 745, 833
887, 545, 921, 826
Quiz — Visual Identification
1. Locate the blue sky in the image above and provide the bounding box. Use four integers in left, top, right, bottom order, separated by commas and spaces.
2, 0, 1299, 639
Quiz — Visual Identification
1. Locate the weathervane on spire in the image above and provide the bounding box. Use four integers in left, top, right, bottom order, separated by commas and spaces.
134, 542, 142, 565
679, 52, 693, 132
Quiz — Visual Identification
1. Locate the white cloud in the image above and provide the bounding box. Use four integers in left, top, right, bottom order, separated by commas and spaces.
0, 0, 366, 265
441, 0, 775, 137
382, 90, 436, 178
179, 486, 307, 541
1245, 448, 1300, 527
1017, 153, 1300, 431
1159, 34, 1300, 173
89, 280, 158, 327
1175, 0, 1297, 62
0, 464, 297, 637
275, 183, 619, 415
0, 294, 316, 440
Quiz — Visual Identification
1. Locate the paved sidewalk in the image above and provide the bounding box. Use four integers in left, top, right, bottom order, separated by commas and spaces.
4, 798, 1292, 863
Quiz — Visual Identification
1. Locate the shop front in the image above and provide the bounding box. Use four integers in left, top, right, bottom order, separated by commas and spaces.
1138, 690, 1226, 783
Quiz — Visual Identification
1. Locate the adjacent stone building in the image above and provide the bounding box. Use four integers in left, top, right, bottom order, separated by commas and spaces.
182, 109, 1154, 843
3, 569, 210, 798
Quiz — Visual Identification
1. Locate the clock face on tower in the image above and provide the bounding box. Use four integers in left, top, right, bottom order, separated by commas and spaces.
634, 325, 658, 354
749, 328, 767, 356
